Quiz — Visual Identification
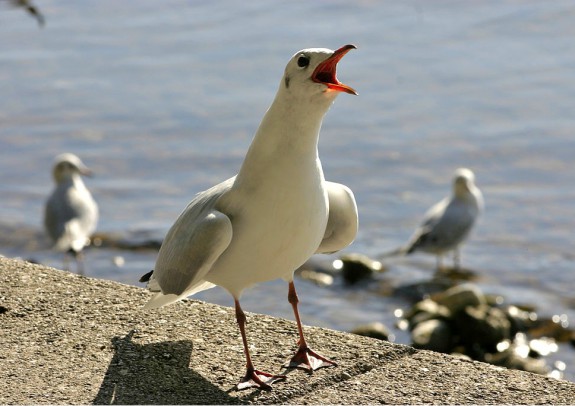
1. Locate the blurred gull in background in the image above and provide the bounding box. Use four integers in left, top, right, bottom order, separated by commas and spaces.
44, 153, 99, 274
383, 168, 483, 270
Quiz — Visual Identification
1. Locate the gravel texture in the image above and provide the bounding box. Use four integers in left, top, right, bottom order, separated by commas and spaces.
1, 257, 574, 404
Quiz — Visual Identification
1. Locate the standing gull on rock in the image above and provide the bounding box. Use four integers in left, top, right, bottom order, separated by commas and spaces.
383, 168, 483, 270
44, 153, 99, 274
140, 45, 358, 390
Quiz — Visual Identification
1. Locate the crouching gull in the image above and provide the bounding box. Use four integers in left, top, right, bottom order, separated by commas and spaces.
44, 153, 99, 274
140, 45, 358, 390
383, 168, 484, 270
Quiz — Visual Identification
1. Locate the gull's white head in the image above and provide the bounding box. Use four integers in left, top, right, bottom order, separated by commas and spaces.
52, 153, 93, 183
280, 44, 357, 101
452, 168, 477, 197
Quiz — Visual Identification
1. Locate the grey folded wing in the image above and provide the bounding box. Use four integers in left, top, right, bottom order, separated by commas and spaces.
316, 181, 358, 254
145, 179, 234, 308
407, 198, 475, 254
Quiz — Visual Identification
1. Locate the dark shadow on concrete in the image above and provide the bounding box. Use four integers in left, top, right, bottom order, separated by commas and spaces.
93, 330, 240, 405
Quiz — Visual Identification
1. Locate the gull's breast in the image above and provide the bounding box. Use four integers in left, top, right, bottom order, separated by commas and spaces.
207, 165, 328, 295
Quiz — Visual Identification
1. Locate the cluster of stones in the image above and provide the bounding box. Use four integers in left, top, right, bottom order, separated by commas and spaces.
404, 283, 569, 378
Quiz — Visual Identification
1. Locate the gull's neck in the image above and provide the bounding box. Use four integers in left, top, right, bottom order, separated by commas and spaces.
58, 174, 86, 191
236, 86, 334, 182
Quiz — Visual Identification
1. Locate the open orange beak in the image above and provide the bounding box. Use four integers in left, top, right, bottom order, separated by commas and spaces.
311, 44, 357, 95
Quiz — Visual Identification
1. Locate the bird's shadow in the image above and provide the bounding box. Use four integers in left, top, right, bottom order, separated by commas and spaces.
93, 330, 239, 405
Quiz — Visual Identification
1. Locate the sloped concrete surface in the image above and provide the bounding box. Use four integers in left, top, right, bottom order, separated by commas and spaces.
1, 257, 574, 404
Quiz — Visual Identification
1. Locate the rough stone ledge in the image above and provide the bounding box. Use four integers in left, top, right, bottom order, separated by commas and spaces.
1, 257, 574, 405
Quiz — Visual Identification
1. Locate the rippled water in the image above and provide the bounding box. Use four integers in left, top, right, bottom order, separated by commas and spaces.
1, 0, 574, 380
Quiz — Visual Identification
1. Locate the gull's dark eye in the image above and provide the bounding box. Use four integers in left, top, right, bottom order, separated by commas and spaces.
297, 55, 310, 68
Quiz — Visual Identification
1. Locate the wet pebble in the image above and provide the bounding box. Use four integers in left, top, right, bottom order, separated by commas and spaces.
504, 305, 538, 336
411, 319, 452, 353
488, 350, 543, 375
350, 322, 390, 341
393, 279, 454, 303
91, 231, 162, 251
454, 304, 510, 349
297, 269, 333, 287
333, 253, 384, 285
404, 298, 451, 329
434, 283, 486, 314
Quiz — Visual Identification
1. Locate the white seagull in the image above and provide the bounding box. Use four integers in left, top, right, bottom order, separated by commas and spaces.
44, 153, 99, 274
140, 45, 358, 390
384, 168, 483, 270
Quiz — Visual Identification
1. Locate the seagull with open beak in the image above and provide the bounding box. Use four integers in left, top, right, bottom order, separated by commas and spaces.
141, 45, 358, 390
